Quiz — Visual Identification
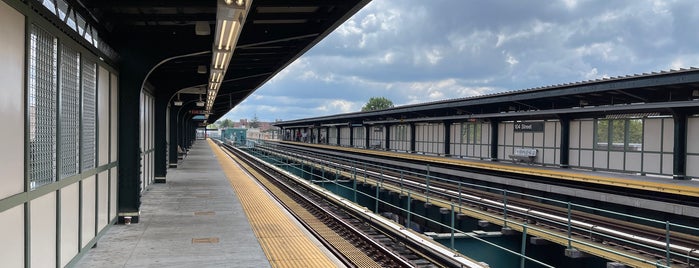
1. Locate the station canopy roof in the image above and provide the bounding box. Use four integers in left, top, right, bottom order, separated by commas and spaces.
275, 68, 699, 127
71, 0, 370, 123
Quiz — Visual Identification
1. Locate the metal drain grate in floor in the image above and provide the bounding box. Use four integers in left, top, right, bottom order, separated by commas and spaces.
194, 211, 216, 216
192, 237, 220, 244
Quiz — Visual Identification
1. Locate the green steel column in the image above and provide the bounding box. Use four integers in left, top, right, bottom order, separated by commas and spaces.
384, 124, 391, 150
364, 125, 370, 148
336, 126, 341, 145
673, 110, 687, 180
444, 120, 452, 156
349, 124, 354, 147
409, 123, 416, 152
559, 116, 571, 168
168, 105, 179, 166
490, 120, 499, 161
154, 96, 168, 179
117, 58, 148, 224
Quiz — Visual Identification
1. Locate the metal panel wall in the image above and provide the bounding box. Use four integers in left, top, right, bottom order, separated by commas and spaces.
339, 126, 351, 146
28, 25, 58, 189
498, 120, 559, 165
140, 91, 156, 190
59, 46, 80, 178
450, 122, 490, 159
389, 124, 411, 152
30, 192, 57, 268
414, 123, 444, 155
82, 59, 97, 171
368, 126, 385, 149
98, 66, 110, 166
0, 0, 25, 199
328, 127, 338, 145
0, 3, 120, 267
352, 127, 366, 148
0, 206, 24, 267
569, 118, 674, 175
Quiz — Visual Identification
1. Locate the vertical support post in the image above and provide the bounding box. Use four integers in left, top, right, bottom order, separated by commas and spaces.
406, 192, 412, 229
364, 125, 370, 148
567, 202, 572, 249
503, 190, 508, 227
349, 123, 354, 147
425, 165, 431, 204
384, 124, 391, 151
444, 120, 452, 156
410, 123, 416, 153
665, 221, 671, 266
560, 116, 570, 168
352, 162, 357, 203
490, 120, 499, 161
450, 203, 455, 249
335, 125, 341, 145
520, 224, 528, 268
375, 170, 382, 214
672, 110, 687, 180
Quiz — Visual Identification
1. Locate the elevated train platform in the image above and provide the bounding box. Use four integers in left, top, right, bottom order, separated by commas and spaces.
74, 141, 341, 267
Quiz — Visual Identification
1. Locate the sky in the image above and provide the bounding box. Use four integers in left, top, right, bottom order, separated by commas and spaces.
223, 0, 699, 123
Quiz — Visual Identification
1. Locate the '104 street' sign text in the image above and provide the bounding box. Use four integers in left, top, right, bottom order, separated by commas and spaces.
514, 122, 544, 132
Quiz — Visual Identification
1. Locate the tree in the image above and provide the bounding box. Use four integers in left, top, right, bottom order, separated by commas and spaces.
217, 118, 234, 128
361, 97, 394, 112
249, 115, 260, 128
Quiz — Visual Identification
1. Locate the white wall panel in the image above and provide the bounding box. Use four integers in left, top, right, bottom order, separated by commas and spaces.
688, 117, 699, 153
662, 154, 674, 175
31, 192, 57, 268
513, 132, 523, 146
663, 119, 674, 153
570, 121, 580, 149
625, 152, 642, 172
544, 122, 556, 147
533, 132, 543, 147
110, 168, 117, 220
81, 176, 96, 248
688, 155, 699, 178
609, 152, 624, 170
580, 150, 593, 167
111, 73, 118, 161
643, 153, 661, 174
0, 2, 25, 199
98, 66, 110, 166
544, 149, 555, 164
98, 171, 109, 230
60, 183, 80, 267
644, 119, 662, 152
594, 151, 608, 169
554, 149, 561, 164
569, 150, 579, 166
580, 121, 594, 149
0, 206, 24, 267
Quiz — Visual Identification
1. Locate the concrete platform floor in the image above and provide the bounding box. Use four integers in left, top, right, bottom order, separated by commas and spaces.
74, 142, 271, 268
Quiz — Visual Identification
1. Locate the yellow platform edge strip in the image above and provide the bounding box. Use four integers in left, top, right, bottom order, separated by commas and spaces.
208, 140, 338, 268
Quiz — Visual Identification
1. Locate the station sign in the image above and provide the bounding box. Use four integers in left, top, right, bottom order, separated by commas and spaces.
190, 110, 206, 115
514, 122, 544, 132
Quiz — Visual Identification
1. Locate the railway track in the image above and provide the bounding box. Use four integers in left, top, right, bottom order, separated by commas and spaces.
216, 141, 460, 268
252, 142, 699, 267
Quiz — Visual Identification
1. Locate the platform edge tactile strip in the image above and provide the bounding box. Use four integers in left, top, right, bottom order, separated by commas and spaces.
209, 140, 340, 268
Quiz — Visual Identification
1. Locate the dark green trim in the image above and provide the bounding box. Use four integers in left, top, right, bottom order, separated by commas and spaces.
55, 189, 61, 268
25, 202, 30, 268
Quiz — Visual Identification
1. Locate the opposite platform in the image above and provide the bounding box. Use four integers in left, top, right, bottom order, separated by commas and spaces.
74, 141, 270, 267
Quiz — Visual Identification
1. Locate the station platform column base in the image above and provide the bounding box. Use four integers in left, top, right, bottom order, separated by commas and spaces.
118, 212, 141, 224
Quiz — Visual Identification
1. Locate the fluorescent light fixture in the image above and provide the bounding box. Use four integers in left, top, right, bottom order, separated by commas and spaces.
174, 100, 183, 106
205, 0, 251, 114
196, 101, 205, 107
197, 65, 207, 74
